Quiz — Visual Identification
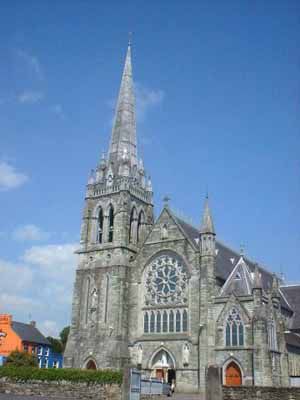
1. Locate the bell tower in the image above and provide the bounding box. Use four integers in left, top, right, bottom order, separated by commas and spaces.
64, 43, 154, 369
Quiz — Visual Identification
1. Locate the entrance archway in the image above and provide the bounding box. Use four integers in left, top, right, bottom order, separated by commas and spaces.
86, 359, 97, 370
150, 349, 176, 385
225, 361, 242, 386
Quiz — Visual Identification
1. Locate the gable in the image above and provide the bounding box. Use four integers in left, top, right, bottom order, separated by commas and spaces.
220, 257, 254, 297
143, 207, 193, 247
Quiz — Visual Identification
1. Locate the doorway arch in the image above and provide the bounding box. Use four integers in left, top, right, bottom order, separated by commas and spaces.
224, 361, 242, 386
149, 348, 176, 384
85, 359, 97, 370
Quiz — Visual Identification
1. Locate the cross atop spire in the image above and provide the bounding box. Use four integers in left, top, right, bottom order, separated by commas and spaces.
200, 196, 215, 234
108, 42, 137, 168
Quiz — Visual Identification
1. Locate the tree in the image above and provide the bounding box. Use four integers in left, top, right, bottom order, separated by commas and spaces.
59, 326, 70, 352
46, 337, 63, 354
5, 350, 38, 367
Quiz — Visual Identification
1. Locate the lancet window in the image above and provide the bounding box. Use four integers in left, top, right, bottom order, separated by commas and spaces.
225, 308, 244, 347
143, 308, 188, 334
129, 207, 137, 244
108, 205, 114, 242
137, 210, 145, 243
96, 207, 104, 243
268, 320, 278, 351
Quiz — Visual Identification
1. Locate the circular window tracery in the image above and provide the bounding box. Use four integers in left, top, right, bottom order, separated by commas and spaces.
145, 255, 188, 306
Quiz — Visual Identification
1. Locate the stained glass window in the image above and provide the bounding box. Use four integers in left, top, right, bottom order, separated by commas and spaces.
225, 308, 244, 347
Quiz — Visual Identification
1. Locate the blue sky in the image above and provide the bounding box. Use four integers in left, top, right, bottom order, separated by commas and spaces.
0, 1, 299, 336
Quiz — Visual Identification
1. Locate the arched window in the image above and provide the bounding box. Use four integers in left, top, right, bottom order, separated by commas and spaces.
129, 207, 137, 244
163, 311, 168, 332
108, 205, 114, 242
225, 308, 244, 347
182, 309, 188, 332
156, 311, 161, 333
150, 312, 155, 333
144, 312, 149, 333
137, 210, 145, 243
96, 207, 104, 243
169, 310, 174, 332
268, 320, 277, 351
176, 310, 181, 332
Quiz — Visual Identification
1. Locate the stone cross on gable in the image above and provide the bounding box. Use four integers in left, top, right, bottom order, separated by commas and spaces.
163, 196, 171, 206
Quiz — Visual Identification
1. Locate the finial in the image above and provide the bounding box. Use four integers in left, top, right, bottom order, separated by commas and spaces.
128, 31, 132, 47
163, 195, 171, 207
240, 243, 245, 256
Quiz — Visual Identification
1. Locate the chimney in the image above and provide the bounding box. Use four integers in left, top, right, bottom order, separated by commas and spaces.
30, 321, 36, 328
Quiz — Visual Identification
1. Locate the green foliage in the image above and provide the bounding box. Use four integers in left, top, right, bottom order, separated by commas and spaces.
59, 326, 70, 351
46, 337, 63, 354
5, 351, 38, 368
0, 366, 123, 384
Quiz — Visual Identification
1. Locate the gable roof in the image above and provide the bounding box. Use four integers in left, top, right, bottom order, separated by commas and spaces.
285, 332, 300, 351
280, 285, 300, 330
171, 210, 292, 311
219, 257, 254, 297
12, 322, 50, 346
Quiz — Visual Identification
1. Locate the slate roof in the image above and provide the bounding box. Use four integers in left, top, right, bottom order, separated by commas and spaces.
12, 322, 50, 346
280, 285, 300, 330
285, 332, 300, 350
172, 213, 292, 311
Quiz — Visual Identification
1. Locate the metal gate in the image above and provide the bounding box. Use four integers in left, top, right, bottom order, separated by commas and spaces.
130, 369, 141, 400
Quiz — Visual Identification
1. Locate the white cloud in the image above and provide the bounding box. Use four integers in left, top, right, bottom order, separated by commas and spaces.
0, 161, 29, 191
0, 259, 33, 291
16, 49, 44, 81
135, 83, 164, 122
39, 320, 60, 337
17, 90, 44, 104
13, 224, 50, 242
0, 242, 77, 337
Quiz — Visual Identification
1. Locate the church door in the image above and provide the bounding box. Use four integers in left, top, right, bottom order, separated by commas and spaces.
156, 369, 164, 380
225, 362, 242, 386
86, 360, 97, 370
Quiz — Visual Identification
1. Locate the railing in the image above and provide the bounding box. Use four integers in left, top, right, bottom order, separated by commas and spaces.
141, 378, 171, 395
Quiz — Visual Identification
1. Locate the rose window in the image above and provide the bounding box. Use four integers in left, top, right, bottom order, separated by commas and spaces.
145, 255, 188, 306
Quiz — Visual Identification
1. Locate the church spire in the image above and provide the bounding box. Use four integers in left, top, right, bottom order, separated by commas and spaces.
200, 196, 215, 235
108, 42, 137, 168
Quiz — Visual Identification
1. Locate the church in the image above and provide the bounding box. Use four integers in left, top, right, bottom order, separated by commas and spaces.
64, 43, 300, 393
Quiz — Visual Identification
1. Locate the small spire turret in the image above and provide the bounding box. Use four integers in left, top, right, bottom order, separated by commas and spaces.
200, 196, 215, 235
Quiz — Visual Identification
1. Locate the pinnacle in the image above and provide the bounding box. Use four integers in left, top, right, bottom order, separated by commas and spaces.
200, 197, 215, 234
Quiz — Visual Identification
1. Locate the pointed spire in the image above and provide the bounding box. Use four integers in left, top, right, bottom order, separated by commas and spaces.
108, 42, 137, 168
200, 196, 215, 234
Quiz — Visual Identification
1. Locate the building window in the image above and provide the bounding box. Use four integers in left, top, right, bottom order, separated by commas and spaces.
176, 310, 181, 332
169, 310, 174, 332
143, 309, 188, 334
31, 346, 36, 354
97, 207, 104, 243
129, 207, 137, 244
150, 312, 155, 333
53, 360, 59, 368
156, 311, 161, 333
108, 205, 114, 242
137, 210, 145, 243
37, 346, 42, 356
225, 308, 244, 347
45, 347, 49, 357
23, 344, 28, 352
144, 312, 149, 333
163, 311, 168, 332
182, 309, 188, 332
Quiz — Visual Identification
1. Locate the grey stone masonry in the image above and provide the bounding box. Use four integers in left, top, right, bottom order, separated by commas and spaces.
64, 43, 299, 394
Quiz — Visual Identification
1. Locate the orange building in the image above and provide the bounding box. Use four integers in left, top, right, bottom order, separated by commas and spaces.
0, 314, 50, 358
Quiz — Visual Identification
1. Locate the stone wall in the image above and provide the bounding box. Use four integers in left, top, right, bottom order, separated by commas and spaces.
0, 378, 121, 400
223, 386, 300, 400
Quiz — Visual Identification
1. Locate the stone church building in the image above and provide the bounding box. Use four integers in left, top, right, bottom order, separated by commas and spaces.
64, 44, 300, 392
